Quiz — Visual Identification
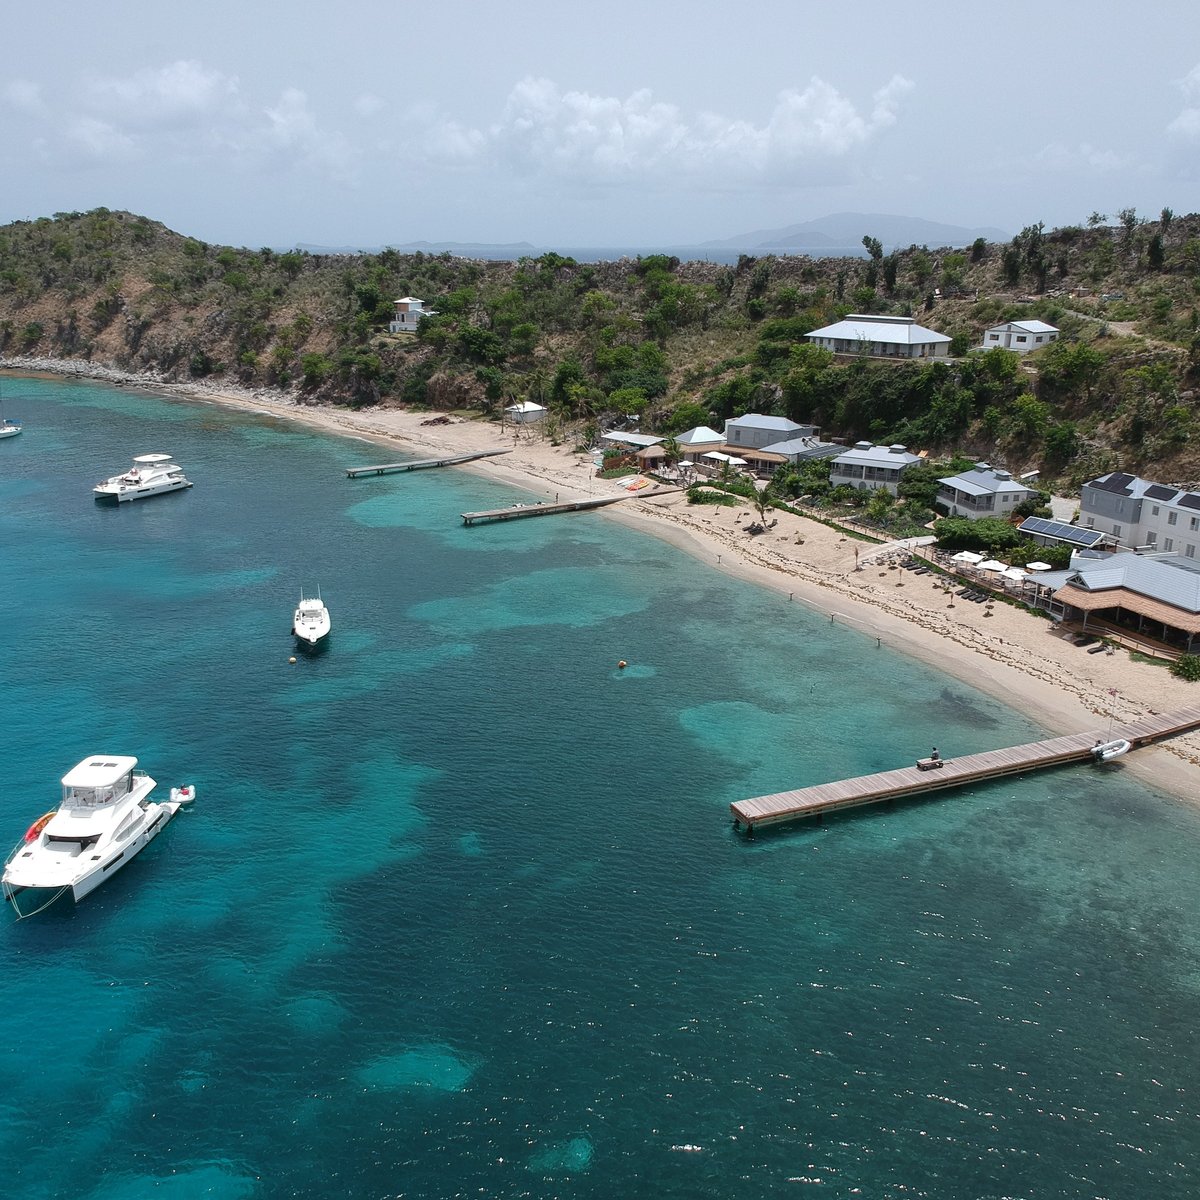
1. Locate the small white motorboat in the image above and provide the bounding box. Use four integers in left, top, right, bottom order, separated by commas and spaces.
292, 588, 331, 647
1092, 738, 1131, 763
2, 755, 195, 917
94, 453, 192, 503
0, 417, 19, 440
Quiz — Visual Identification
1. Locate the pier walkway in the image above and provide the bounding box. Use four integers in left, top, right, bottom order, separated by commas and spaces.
462, 495, 629, 525
347, 449, 511, 477
731, 705, 1200, 832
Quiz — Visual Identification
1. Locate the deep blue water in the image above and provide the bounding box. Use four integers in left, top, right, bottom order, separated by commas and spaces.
1, 374, 1198, 1200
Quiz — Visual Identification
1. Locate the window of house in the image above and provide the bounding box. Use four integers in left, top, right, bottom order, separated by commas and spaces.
1152, 505, 1160, 515
988, 333, 999, 341
1114, 524, 1122, 537
1191, 517, 1199, 531
1016, 335, 1027, 343
1187, 545, 1196, 559
1146, 531, 1156, 545
1086, 517, 1095, 528
1164, 537, 1174, 551
1169, 511, 1178, 525
1035, 336, 1043, 343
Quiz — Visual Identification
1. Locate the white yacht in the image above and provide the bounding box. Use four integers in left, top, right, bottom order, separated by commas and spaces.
94, 453, 192, 503
0, 417, 19, 440
2, 755, 195, 917
293, 589, 332, 647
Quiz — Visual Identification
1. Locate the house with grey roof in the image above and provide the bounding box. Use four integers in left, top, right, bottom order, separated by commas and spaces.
1050, 550, 1200, 653
723, 414, 818, 451
805, 314, 952, 359
830, 442, 921, 495
1080, 471, 1200, 558
937, 464, 1037, 520
673, 425, 725, 461
981, 319, 1059, 352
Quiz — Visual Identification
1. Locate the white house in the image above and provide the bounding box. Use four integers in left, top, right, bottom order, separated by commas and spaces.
805, 314, 952, 359
1080, 471, 1200, 557
723, 414, 818, 450
830, 442, 922, 495
937, 463, 1037, 519
505, 401, 546, 424
981, 320, 1059, 353
389, 297, 435, 333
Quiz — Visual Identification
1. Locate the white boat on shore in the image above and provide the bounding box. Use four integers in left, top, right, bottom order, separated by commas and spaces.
293, 589, 331, 648
94, 453, 192, 503
1092, 738, 1131, 763
2, 755, 195, 917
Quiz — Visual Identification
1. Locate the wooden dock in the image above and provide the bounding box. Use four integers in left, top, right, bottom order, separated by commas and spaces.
731, 705, 1200, 832
461, 495, 629, 525
347, 449, 511, 477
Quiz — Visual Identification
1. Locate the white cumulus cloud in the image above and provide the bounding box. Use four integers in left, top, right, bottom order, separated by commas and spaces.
1167, 62, 1200, 140
462, 74, 913, 186
85, 60, 240, 130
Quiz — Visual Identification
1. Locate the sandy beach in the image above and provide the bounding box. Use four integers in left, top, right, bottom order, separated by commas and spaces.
7, 357, 1199, 802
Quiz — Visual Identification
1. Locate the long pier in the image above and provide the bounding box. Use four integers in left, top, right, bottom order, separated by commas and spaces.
347, 449, 511, 477
731, 705, 1200, 832
462, 495, 629, 525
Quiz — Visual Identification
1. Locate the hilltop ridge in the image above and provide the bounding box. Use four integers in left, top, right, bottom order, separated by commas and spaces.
1, 207, 1197, 489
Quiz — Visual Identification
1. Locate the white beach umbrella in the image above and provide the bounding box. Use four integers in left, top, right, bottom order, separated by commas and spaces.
1001, 567, 1027, 582
1026, 561, 1053, 571
951, 550, 985, 564
977, 559, 1008, 572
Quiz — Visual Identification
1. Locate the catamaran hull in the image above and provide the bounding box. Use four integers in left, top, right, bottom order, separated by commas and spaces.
94, 480, 192, 503
3, 801, 182, 912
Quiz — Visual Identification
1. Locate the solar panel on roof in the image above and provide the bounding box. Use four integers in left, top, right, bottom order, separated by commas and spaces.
1018, 517, 1105, 546
1145, 484, 1179, 500
1179, 493, 1200, 510
1087, 473, 1135, 495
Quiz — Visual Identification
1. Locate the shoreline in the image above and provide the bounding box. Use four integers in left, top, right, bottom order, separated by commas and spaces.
6, 355, 1200, 803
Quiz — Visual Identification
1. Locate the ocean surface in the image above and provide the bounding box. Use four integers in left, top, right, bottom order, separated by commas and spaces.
1, 374, 1198, 1200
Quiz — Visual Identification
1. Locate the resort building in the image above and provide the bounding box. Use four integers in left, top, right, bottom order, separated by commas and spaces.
1079, 471, 1200, 557
1044, 550, 1200, 654
804, 314, 952, 360
723, 414, 818, 450
388, 297, 435, 333
937, 463, 1037, 520
1017, 516, 1112, 553
980, 319, 1059, 352
830, 442, 921, 495
759, 435, 843, 466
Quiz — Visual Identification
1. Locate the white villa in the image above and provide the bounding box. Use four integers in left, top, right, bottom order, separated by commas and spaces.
1080, 471, 1200, 558
805, 314, 952, 360
937, 463, 1038, 519
389, 297, 435, 333
981, 319, 1059, 353
830, 442, 922, 495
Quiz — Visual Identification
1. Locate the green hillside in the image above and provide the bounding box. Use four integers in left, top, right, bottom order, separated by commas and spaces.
2, 207, 1198, 488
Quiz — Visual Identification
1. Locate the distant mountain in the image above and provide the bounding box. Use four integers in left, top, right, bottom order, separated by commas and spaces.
705, 212, 1011, 252
295, 240, 538, 257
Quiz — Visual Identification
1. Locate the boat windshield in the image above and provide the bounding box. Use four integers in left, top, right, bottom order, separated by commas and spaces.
62, 772, 134, 807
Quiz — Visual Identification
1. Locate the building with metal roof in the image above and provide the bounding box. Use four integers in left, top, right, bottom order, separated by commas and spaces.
937, 464, 1038, 520
830, 442, 922, 495
1080, 471, 1200, 556
1051, 550, 1200, 652
981, 320, 1060, 352
805, 314, 952, 359
723, 414, 818, 450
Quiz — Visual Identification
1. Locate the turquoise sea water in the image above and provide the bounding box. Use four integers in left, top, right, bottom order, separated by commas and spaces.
1, 375, 1198, 1199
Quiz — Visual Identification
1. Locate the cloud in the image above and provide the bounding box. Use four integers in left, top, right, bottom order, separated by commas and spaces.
85, 60, 240, 130
4, 79, 47, 117
62, 116, 140, 164
1034, 141, 1129, 173
472, 74, 913, 186
1167, 62, 1200, 141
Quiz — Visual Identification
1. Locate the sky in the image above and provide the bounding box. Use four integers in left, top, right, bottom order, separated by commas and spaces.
2, 0, 1198, 250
